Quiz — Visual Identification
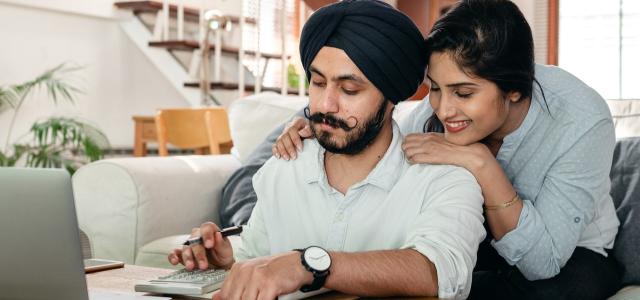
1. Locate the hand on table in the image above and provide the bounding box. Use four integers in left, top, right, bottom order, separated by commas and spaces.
212, 251, 313, 300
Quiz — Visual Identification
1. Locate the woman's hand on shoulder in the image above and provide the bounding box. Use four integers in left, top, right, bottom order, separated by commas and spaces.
402, 133, 492, 172
272, 117, 313, 160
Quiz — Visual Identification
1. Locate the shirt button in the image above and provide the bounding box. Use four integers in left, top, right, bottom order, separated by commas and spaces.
574, 217, 581, 223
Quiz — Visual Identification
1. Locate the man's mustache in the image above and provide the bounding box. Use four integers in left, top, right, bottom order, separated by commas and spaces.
304, 107, 358, 131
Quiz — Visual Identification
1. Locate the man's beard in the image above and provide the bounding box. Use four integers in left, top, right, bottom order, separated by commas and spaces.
306, 99, 388, 155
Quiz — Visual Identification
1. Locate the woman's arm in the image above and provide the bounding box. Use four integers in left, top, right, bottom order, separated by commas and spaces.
458, 144, 523, 240
489, 119, 616, 279
403, 118, 616, 280
402, 133, 518, 234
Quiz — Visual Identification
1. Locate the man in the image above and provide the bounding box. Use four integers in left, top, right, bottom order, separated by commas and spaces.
170, 1, 485, 299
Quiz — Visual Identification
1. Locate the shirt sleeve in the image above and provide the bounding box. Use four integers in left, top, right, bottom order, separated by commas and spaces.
491, 118, 616, 280
233, 161, 274, 261
402, 166, 486, 299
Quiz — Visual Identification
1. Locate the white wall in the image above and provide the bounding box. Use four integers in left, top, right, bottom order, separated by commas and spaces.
512, 0, 535, 29
0, 0, 241, 19
0, 2, 191, 149
0, 0, 123, 19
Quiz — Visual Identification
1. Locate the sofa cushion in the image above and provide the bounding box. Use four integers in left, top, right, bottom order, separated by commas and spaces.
228, 92, 307, 163
73, 155, 241, 264
610, 136, 640, 285
607, 99, 640, 138
135, 235, 189, 269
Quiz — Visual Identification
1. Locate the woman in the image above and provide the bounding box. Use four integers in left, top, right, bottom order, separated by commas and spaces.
272, 0, 621, 299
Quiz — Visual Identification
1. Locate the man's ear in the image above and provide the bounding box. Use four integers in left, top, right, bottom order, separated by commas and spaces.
385, 101, 395, 118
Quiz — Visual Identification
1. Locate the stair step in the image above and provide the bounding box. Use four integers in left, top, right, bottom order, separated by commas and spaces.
149, 40, 288, 59
184, 82, 306, 95
115, 1, 257, 24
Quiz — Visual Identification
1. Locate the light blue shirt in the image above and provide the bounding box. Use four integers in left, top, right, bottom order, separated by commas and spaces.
238, 122, 486, 298
399, 64, 620, 280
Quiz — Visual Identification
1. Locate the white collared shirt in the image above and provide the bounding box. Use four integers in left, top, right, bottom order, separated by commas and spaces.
236, 122, 486, 299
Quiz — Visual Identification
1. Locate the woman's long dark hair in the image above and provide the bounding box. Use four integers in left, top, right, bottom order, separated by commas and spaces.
423, 0, 547, 133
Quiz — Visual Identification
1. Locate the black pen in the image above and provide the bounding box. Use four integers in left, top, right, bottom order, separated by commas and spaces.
182, 225, 243, 246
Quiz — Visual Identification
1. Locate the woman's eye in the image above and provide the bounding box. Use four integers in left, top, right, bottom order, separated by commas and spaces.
430, 86, 441, 92
312, 81, 326, 87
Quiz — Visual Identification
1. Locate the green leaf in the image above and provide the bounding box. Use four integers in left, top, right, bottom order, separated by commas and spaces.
20, 117, 108, 172
3, 63, 109, 174
10, 63, 83, 108
0, 150, 7, 166
0, 87, 19, 109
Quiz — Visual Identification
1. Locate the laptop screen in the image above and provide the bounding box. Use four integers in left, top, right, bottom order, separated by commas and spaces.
0, 168, 88, 300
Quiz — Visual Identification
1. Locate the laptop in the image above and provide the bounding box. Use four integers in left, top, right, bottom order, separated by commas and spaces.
0, 168, 89, 300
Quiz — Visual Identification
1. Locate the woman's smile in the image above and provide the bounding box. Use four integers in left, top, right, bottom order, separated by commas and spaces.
445, 120, 471, 133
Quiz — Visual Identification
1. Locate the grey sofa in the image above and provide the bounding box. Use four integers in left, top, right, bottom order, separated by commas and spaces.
608, 136, 640, 299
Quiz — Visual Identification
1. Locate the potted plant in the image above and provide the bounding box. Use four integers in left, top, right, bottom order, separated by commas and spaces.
0, 63, 110, 174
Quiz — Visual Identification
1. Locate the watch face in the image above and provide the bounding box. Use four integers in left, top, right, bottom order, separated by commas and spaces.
304, 246, 331, 272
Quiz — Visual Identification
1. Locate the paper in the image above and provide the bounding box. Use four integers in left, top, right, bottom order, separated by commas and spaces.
89, 290, 171, 300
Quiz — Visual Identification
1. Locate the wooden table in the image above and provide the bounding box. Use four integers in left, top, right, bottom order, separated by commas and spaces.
132, 116, 157, 157
86, 264, 172, 295
86, 265, 438, 299
86, 265, 355, 299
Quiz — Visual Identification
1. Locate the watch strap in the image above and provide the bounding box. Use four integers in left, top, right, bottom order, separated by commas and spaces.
300, 271, 328, 292
294, 248, 330, 292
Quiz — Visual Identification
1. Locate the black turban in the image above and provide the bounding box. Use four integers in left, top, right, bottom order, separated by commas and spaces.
299, 0, 427, 104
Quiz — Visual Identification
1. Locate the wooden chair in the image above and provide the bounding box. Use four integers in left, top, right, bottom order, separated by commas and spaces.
204, 109, 233, 154
155, 108, 233, 156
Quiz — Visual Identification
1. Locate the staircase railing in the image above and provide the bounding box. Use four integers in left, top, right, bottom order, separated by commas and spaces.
118, 0, 306, 105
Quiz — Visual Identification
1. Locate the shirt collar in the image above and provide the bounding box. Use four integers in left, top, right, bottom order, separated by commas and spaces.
497, 88, 542, 164
304, 121, 408, 193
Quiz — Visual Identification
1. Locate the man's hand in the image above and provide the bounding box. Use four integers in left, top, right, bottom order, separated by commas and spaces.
168, 222, 235, 270
213, 251, 313, 300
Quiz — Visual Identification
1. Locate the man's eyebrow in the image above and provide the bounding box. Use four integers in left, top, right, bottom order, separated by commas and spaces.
426, 74, 479, 88
334, 74, 366, 84
309, 66, 324, 77
309, 65, 366, 84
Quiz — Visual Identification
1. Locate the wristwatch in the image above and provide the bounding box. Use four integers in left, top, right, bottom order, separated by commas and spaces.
294, 246, 331, 292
